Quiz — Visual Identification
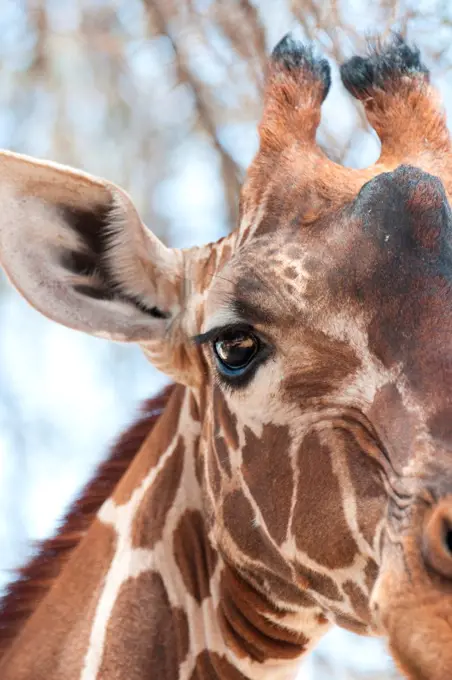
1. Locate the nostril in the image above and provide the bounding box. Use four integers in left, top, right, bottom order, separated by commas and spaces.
422, 500, 452, 578
444, 524, 452, 556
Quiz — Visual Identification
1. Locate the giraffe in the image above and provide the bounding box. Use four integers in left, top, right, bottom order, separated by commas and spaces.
0, 31, 451, 680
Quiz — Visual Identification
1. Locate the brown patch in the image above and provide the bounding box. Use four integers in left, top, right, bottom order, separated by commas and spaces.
98, 571, 189, 679
240, 565, 316, 609
284, 266, 298, 280
173, 509, 218, 604
0, 385, 175, 659
283, 330, 360, 402
242, 423, 293, 545
364, 559, 379, 594
189, 650, 248, 680
342, 580, 371, 624
213, 387, 239, 450
114, 383, 185, 505
333, 612, 370, 635
189, 391, 201, 422
131, 435, 185, 549
218, 565, 308, 663
293, 430, 358, 569
295, 564, 343, 602
222, 490, 292, 579
0, 519, 116, 679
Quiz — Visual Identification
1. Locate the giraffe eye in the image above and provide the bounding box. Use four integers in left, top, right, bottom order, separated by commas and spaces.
213, 330, 260, 375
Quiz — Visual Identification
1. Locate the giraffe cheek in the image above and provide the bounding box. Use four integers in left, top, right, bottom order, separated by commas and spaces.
292, 430, 359, 569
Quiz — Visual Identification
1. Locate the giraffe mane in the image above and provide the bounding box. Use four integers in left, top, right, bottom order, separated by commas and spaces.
0, 383, 175, 658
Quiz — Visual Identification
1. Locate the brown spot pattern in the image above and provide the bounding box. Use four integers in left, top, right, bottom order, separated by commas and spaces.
364, 559, 379, 594
222, 489, 292, 578
132, 436, 185, 549
343, 580, 371, 623
242, 423, 293, 545
293, 430, 358, 569
0, 520, 117, 680
240, 565, 316, 609
189, 650, 249, 680
99, 571, 189, 679
295, 563, 343, 602
114, 384, 185, 506
0, 386, 175, 664
173, 509, 218, 604
341, 429, 385, 548
333, 612, 369, 635
284, 266, 298, 280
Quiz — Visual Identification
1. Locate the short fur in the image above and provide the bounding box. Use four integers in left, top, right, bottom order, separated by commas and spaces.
2, 32, 452, 680
0, 385, 174, 656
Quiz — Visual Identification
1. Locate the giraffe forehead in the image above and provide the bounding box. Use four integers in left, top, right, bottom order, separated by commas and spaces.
231, 165, 452, 310
203, 235, 329, 330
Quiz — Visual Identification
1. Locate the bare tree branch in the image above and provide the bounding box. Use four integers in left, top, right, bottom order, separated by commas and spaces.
143, 0, 243, 231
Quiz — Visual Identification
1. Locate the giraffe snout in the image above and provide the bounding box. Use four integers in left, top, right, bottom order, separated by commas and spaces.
422, 497, 452, 579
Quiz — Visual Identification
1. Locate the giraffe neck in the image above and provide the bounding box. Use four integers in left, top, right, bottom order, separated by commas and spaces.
0, 385, 327, 680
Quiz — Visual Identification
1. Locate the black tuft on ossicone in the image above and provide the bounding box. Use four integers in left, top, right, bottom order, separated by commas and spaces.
271, 34, 331, 102
340, 33, 429, 98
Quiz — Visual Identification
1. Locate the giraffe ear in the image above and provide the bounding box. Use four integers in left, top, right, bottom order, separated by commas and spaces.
0, 151, 183, 342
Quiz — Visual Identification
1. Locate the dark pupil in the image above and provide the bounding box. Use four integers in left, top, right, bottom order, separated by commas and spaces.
214, 332, 257, 369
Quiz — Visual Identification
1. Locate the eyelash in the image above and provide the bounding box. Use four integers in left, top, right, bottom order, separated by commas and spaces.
193, 322, 255, 346
194, 323, 273, 389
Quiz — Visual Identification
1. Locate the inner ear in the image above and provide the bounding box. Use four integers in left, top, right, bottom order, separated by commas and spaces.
0, 151, 183, 342
59, 204, 169, 319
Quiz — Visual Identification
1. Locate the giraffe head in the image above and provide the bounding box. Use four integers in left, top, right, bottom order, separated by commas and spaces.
1, 33, 452, 679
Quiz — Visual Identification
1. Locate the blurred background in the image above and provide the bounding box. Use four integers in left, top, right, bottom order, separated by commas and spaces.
0, 0, 451, 677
